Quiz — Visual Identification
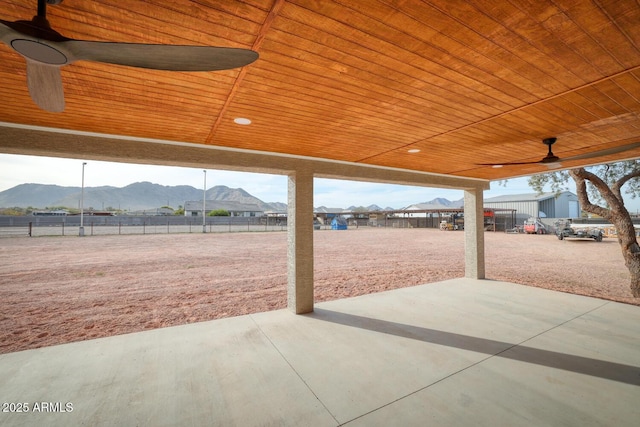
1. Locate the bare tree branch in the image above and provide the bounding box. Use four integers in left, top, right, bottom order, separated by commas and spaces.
569, 169, 610, 218
570, 168, 627, 216
612, 168, 640, 201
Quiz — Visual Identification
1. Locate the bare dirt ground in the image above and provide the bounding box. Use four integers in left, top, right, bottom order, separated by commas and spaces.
0, 228, 635, 354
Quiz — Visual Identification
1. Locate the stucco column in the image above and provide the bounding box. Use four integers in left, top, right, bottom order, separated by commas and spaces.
287, 169, 314, 313
464, 188, 485, 279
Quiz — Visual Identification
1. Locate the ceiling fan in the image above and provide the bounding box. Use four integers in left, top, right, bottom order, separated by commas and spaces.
479, 137, 640, 169
0, 0, 259, 112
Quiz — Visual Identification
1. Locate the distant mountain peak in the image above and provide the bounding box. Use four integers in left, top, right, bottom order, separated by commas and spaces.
424, 197, 452, 206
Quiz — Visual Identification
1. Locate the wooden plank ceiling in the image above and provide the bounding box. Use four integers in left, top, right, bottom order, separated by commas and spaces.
0, 0, 639, 181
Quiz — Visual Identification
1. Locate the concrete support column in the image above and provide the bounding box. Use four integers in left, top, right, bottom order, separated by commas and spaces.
287, 169, 314, 314
464, 188, 485, 279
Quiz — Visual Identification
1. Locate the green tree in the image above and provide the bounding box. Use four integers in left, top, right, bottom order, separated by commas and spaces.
528, 160, 640, 297
208, 209, 230, 217
0, 207, 26, 216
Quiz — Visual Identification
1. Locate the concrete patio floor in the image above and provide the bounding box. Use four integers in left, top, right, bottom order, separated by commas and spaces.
1, 278, 639, 426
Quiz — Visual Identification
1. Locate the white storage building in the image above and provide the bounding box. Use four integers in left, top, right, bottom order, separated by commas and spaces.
184, 200, 264, 217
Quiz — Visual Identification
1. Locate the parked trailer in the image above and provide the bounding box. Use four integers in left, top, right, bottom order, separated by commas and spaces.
555, 219, 603, 242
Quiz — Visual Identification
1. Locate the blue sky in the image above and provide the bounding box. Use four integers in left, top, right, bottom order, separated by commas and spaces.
2, 153, 636, 211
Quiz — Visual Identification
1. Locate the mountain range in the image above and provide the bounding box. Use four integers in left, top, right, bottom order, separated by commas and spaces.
0, 182, 462, 212
0, 182, 284, 212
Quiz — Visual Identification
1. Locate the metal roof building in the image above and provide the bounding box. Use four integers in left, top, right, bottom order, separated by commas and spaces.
484, 192, 579, 221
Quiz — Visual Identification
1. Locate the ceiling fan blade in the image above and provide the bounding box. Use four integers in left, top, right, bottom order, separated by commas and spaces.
0, 21, 13, 40
478, 139, 640, 168
63, 40, 258, 71
559, 142, 640, 162
25, 59, 64, 112
476, 160, 540, 166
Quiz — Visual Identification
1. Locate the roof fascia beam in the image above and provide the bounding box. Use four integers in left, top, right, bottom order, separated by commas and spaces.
0, 122, 488, 192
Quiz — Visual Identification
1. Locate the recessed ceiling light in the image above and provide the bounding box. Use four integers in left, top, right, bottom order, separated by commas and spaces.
234, 117, 252, 125
492, 165, 503, 168
407, 149, 420, 153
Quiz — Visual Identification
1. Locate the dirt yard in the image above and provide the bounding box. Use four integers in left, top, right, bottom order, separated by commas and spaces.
0, 228, 635, 354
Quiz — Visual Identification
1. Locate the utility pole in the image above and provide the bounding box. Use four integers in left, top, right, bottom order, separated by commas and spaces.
202, 170, 207, 233
79, 162, 87, 236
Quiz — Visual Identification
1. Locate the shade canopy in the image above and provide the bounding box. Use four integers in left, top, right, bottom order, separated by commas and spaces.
0, 0, 638, 182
